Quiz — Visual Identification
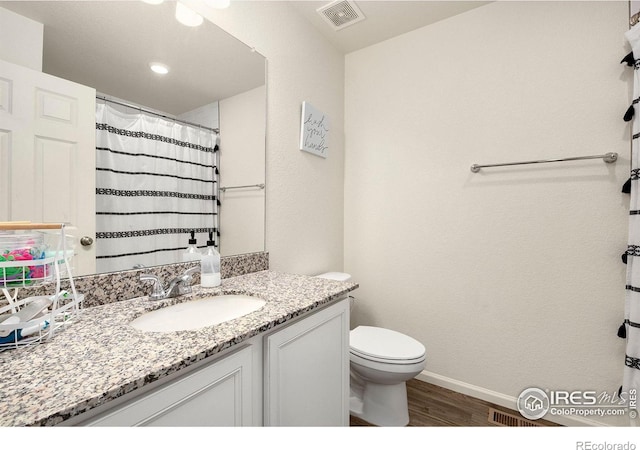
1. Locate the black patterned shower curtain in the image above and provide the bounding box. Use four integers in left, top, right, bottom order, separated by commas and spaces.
623, 23, 640, 425
94, 101, 219, 273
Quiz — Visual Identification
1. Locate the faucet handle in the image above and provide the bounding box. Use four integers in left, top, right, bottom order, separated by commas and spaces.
181, 266, 199, 283
182, 266, 199, 277
140, 273, 166, 300
177, 266, 199, 294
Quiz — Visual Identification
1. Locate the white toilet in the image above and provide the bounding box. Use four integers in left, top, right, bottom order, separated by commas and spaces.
314, 272, 426, 427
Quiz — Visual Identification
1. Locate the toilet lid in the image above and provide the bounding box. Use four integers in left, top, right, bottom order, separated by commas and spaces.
314, 272, 351, 282
350, 326, 425, 361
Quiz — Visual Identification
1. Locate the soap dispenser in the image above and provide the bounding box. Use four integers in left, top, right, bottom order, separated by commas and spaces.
200, 231, 221, 287
182, 230, 200, 262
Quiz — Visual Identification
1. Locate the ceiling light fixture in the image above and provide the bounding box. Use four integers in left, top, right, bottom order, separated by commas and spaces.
175, 2, 203, 27
149, 62, 170, 75
141, 0, 164, 4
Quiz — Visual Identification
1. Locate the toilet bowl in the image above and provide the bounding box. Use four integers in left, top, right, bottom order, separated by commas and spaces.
349, 325, 426, 426
314, 272, 426, 427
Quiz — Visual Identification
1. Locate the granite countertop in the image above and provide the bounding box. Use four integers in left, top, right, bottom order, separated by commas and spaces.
0, 270, 358, 426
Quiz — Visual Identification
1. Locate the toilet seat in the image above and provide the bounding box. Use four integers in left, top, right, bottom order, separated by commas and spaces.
350, 348, 425, 365
350, 326, 425, 364
350, 350, 426, 376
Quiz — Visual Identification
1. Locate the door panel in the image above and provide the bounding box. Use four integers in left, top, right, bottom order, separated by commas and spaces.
0, 59, 96, 275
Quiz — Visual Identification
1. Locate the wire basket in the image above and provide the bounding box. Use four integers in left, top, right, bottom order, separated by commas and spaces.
0, 291, 83, 350
0, 224, 83, 350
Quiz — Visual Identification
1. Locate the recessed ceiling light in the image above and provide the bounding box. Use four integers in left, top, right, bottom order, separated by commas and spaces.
141, 0, 164, 4
149, 62, 169, 75
175, 2, 203, 27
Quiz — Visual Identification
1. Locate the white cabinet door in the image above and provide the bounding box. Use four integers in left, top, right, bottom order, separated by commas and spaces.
84, 345, 253, 426
264, 298, 350, 426
0, 58, 96, 275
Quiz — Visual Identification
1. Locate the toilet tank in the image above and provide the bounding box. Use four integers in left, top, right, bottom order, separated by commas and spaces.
314, 272, 354, 309
314, 272, 351, 282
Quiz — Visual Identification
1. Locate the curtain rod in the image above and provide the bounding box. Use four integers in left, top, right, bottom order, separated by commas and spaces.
96, 95, 219, 134
470, 152, 618, 173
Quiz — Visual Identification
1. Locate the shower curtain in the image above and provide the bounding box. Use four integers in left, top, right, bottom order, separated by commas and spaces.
624, 24, 640, 423
95, 102, 218, 273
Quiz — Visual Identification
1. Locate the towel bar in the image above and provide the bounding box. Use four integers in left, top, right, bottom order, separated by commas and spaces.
470, 152, 618, 173
219, 183, 265, 192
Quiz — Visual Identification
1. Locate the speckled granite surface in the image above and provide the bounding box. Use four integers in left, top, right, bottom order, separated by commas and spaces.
0, 270, 358, 426
12, 252, 269, 308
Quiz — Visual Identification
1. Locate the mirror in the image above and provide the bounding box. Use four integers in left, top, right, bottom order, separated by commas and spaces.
0, 1, 266, 275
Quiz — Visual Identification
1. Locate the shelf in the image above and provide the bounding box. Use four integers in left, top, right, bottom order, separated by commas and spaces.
0, 222, 66, 231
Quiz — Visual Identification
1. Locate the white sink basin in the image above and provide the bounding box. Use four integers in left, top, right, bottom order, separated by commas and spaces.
130, 295, 266, 332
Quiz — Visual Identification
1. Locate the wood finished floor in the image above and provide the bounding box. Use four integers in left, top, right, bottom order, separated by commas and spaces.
350, 378, 561, 427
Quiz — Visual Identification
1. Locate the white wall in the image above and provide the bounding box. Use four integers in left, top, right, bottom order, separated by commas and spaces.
345, 1, 630, 426
178, 101, 219, 130
219, 85, 266, 256
0, 7, 42, 71
179, 87, 267, 257
188, 0, 346, 274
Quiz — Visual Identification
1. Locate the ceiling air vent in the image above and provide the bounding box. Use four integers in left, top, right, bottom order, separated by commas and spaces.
317, 0, 365, 31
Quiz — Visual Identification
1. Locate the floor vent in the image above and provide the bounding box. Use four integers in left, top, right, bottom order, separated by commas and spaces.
488, 408, 542, 427
317, 0, 366, 31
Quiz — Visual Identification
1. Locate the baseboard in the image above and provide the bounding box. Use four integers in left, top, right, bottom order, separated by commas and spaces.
415, 370, 615, 427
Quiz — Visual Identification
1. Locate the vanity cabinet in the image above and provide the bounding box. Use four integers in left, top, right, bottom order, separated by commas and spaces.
70, 297, 349, 427
264, 298, 350, 426
81, 345, 254, 426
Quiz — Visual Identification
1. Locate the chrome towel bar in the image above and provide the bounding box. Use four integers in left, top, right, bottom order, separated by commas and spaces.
470, 152, 618, 173
219, 183, 265, 192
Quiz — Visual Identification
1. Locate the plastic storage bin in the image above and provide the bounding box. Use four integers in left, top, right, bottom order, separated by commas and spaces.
0, 231, 51, 287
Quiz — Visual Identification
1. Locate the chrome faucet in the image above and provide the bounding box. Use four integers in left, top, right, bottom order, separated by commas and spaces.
140, 267, 199, 300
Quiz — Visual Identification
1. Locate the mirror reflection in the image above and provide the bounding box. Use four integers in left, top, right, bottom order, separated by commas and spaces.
0, 0, 267, 276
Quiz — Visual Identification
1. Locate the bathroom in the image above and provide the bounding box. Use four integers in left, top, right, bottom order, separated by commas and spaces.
217, 0, 632, 432
0, 0, 637, 446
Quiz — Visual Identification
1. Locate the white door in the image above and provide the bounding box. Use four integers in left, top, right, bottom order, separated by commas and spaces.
0, 58, 96, 275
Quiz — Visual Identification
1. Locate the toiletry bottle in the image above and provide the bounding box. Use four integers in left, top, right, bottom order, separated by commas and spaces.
182, 230, 200, 262
200, 231, 221, 287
